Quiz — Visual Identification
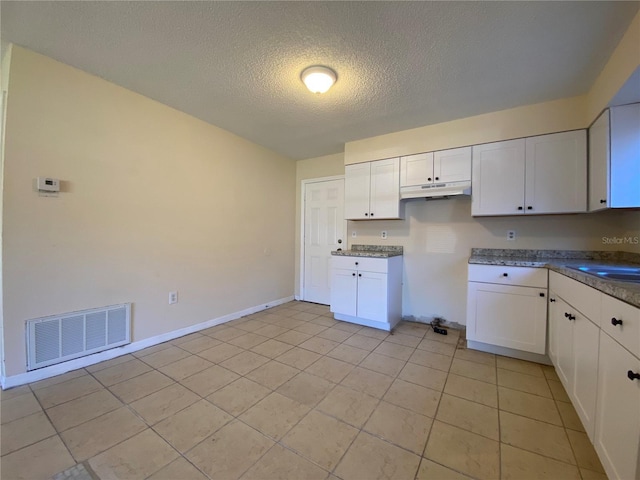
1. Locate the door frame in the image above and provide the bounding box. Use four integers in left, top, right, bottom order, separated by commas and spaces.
299, 175, 346, 302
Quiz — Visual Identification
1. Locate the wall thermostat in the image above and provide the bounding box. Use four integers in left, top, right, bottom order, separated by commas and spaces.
37, 177, 60, 192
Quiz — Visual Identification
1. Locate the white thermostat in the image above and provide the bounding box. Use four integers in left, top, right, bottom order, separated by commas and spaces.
37, 177, 60, 192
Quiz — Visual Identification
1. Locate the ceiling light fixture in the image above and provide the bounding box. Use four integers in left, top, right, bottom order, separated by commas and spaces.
301, 66, 337, 94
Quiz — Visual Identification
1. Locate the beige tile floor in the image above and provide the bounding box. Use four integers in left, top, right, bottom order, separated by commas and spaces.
0, 301, 607, 480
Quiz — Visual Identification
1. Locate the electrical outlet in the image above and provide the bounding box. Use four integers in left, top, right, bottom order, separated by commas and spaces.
507, 230, 516, 241
169, 291, 178, 304
381, 231, 388, 239
351, 231, 357, 238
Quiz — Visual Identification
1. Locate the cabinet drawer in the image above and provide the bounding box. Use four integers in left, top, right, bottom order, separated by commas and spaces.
601, 294, 640, 358
549, 271, 601, 322
468, 265, 547, 288
332, 256, 388, 273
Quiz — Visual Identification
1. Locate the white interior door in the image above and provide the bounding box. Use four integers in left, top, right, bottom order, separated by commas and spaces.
304, 178, 345, 305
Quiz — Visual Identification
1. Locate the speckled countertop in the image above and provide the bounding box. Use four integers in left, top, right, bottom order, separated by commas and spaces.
469, 248, 640, 308
331, 244, 403, 258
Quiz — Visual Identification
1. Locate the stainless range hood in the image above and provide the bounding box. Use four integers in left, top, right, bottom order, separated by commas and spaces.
400, 181, 471, 199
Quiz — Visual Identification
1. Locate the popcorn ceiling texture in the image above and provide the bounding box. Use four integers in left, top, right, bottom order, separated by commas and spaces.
2, 1, 638, 159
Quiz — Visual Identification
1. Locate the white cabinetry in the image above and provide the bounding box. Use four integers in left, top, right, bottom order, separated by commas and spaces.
330, 255, 402, 331
472, 130, 587, 216
549, 270, 640, 479
548, 272, 601, 439
589, 103, 640, 211
594, 292, 640, 480
345, 158, 401, 220
466, 265, 548, 358
400, 147, 471, 186
595, 333, 640, 480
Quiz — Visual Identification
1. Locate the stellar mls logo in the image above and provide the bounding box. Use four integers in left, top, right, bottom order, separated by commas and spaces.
602, 236, 639, 245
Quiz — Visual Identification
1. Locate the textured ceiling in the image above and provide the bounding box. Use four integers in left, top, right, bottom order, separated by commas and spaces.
1, 1, 638, 160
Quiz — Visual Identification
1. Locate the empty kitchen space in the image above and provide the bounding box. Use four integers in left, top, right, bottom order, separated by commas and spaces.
1, 2, 639, 480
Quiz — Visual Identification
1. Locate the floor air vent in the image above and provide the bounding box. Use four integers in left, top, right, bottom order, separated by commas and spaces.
26, 304, 131, 370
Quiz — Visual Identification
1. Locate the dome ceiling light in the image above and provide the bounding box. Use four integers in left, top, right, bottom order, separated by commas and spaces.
301, 66, 337, 94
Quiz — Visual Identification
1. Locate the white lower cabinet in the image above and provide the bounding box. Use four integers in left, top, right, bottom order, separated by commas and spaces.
466, 265, 548, 357
549, 270, 640, 479
548, 275, 601, 439
595, 332, 640, 480
330, 255, 402, 331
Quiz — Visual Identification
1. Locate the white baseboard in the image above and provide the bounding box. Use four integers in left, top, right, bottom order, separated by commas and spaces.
1, 295, 294, 390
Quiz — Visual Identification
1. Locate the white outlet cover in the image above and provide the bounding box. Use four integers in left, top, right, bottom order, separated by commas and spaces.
507, 230, 516, 241
381, 231, 388, 239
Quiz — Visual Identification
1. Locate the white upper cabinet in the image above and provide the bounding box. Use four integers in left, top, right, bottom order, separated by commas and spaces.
434, 147, 472, 183
525, 130, 587, 214
472, 139, 526, 216
400, 152, 433, 187
472, 131, 587, 216
345, 162, 371, 220
589, 103, 640, 211
400, 147, 471, 187
345, 158, 401, 220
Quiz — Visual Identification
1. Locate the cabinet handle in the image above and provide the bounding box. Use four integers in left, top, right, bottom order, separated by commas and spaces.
428, 177, 432, 181
502, 273, 508, 277
352, 273, 356, 276
435, 177, 439, 181
550, 298, 556, 302
600, 199, 607, 204
539, 292, 545, 297
517, 206, 523, 210
527, 206, 533, 210
611, 317, 623, 326
338, 239, 342, 244
627, 370, 640, 381
564, 312, 575, 320
355, 262, 359, 266
370, 213, 374, 217
365, 213, 369, 216
358, 273, 362, 277
564, 312, 570, 318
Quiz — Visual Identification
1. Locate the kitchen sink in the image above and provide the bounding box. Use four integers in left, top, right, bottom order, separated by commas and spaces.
568, 265, 640, 283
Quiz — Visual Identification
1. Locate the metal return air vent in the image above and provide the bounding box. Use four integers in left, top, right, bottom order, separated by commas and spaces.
26, 304, 131, 370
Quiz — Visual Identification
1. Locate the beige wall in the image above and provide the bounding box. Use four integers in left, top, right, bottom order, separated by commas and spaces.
294, 153, 345, 297
2, 46, 296, 377
586, 10, 640, 123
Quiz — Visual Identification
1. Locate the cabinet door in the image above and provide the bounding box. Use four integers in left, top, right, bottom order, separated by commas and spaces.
525, 130, 587, 214
345, 163, 371, 220
472, 139, 525, 216
595, 332, 640, 480
330, 268, 357, 317
400, 153, 433, 187
434, 147, 471, 183
571, 312, 600, 440
369, 158, 400, 219
588, 109, 610, 211
554, 298, 574, 389
466, 282, 547, 354
356, 271, 388, 323
610, 103, 640, 208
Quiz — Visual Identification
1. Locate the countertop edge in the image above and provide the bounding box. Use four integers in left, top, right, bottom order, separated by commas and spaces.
469, 255, 640, 309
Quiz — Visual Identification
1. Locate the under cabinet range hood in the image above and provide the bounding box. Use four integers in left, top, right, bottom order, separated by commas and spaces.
400, 181, 471, 199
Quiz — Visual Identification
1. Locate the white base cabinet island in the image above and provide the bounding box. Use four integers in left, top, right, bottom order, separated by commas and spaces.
330, 248, 402, 332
